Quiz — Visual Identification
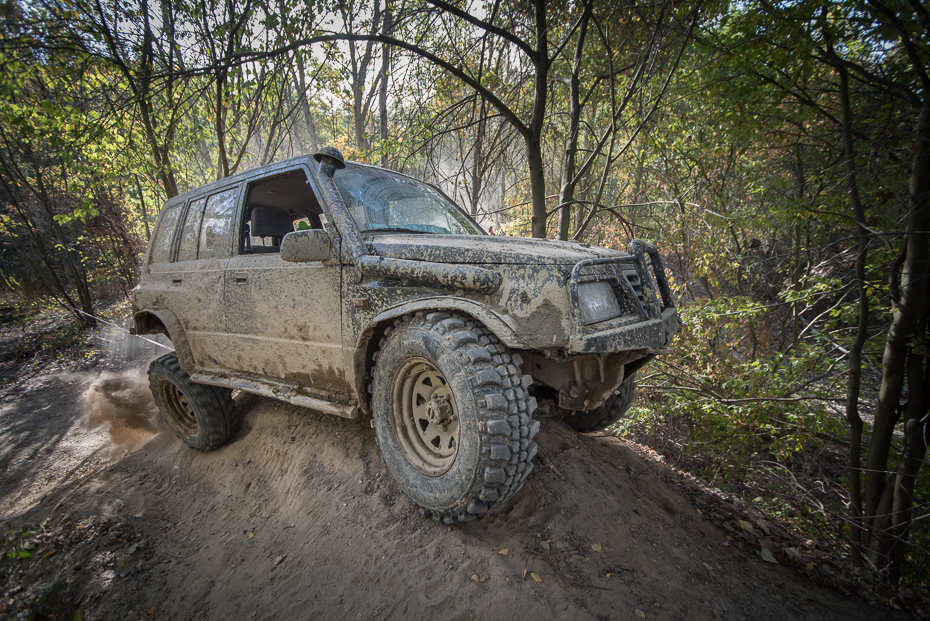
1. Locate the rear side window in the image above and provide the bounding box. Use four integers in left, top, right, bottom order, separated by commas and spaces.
149, 204, 182, 264
177, 197, 207, 261
199, 188, 238, 259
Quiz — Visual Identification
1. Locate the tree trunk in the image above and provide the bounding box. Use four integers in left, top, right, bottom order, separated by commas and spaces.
528, 0, 550, 239
135, 177, 152, 241
837, 64, 867, 561
379, 6, 392, 168
557, 6, 590, 241
215, 71, 230, 180
864, 100, 930, 572
295, 59, 319, 154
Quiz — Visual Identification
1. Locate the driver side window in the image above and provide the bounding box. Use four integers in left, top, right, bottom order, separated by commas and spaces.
241, 170, 324, 254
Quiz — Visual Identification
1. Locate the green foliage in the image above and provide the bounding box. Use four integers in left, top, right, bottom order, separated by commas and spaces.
628, 297, 845, 485
4, 524, 41, 561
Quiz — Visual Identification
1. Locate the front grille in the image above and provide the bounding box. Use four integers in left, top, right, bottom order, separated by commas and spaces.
621, 269, 646, 306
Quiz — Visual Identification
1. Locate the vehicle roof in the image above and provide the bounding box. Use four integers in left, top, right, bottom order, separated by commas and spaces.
164, 155, 438, 207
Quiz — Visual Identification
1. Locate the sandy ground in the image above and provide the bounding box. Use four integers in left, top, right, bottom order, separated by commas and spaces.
0, 328, 911, 620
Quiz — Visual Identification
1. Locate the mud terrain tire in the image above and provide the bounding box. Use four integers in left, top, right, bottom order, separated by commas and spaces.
371, 312, 539, 523
148, 353, 239, 451
564, 374, 637, 433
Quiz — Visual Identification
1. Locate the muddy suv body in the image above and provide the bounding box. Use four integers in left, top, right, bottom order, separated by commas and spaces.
132, 148, 679, 522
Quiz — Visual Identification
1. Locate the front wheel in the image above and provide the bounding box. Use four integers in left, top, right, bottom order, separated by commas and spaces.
371, 312, 539, 523
563, 374, 637, 433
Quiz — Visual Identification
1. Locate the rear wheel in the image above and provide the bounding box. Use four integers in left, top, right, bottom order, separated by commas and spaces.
148, 353, 239, 451
564, 374, 637, 433
371, 312, 539, 523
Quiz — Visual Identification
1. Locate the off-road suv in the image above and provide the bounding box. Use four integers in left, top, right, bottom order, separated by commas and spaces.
132, 147, 679, 523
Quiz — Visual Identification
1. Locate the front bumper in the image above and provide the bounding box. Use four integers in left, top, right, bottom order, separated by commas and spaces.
568, 240, 680, 354
569, 306, 679, 353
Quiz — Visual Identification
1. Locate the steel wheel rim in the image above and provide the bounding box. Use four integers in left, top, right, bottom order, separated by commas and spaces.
390, 357, 460, 477
160, 381, 198, 436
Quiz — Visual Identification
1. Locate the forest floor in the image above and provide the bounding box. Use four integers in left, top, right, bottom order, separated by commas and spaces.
0, 305, 919, 620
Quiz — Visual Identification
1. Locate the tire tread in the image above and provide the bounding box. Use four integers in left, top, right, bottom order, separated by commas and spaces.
148, 353, 239, 451
372, 312, 539, 522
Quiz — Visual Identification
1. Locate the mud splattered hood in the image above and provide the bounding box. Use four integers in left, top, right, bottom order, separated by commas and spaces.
366, 234, 625, 265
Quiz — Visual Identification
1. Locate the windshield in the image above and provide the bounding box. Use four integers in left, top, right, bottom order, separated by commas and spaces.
332, 163, 484, 235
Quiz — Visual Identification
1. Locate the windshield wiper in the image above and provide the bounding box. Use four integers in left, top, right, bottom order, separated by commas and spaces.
359, 227, 433, 235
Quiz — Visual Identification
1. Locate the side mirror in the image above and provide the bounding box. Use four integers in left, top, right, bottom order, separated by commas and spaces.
280, 229, 332, 263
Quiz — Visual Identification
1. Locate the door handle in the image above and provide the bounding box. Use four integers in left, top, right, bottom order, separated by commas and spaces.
235, 276, 248, 285
172, 278, 182, 284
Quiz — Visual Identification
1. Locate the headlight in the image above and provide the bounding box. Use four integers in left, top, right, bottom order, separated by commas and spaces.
577, 281, 622, 325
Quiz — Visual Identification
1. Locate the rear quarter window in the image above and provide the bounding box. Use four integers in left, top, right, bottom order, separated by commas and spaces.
149, 203, 182, 264
199, 188, 238, 259
177, 197, 207, 261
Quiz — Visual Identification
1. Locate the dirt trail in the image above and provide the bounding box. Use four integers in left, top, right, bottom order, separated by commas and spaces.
0, 334, 907, 620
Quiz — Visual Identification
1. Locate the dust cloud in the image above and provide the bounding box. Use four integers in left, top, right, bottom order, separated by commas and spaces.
84, 370, 163, 454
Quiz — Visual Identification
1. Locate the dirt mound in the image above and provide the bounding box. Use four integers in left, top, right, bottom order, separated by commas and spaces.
1, 379, 899, 620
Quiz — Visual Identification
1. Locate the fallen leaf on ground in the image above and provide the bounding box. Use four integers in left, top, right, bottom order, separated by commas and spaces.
248, 532, 254, 539
760, 548, 778, 563
737, 520, 754, 532
148, 607, 157, 615
785, 547, 802, 561
591, 543, 602, 552
635, 609, 646, 618
498, 548, 508, 556
703, 562, 713, 571
471, 574, 479, 584
530, 572, 542, 583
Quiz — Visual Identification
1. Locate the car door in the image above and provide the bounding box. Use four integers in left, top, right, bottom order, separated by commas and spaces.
223, 167, 350, 403
170, 187, 239, 372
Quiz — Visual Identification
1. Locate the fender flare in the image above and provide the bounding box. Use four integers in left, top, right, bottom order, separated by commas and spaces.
352, 297, 528, 414
133, 306, 195, 372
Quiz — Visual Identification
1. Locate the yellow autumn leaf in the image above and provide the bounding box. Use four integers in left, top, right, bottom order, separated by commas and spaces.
530, 572, 542, 583
591, 543, 602, 552
498, 548, 508, 556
